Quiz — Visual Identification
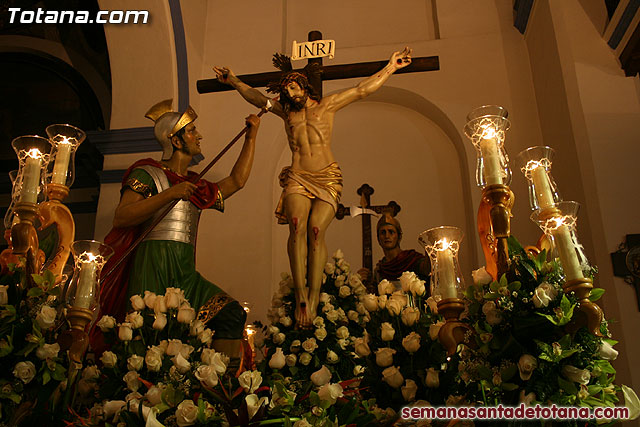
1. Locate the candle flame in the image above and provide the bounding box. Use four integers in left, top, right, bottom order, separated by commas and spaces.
26, 148, 42, 159
245, 325, 256, 336
60, 136, 72, 145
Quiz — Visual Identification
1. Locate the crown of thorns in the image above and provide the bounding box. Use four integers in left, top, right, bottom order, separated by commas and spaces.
266, 53, 313, 94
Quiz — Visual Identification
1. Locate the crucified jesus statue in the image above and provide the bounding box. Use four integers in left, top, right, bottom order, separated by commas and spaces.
214, 47, 411, 327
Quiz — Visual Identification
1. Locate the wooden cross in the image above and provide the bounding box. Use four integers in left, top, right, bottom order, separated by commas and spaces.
335, 184, 401, 283
197, 31, 439, 96
611, 233, 640, 310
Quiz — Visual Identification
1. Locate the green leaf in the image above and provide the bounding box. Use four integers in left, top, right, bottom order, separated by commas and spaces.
197, 397, 206, 423
42, 369, 51, 385
31, 274, 45, 286
589, 288, 605, 302
558, 376, 578, 395
27, 287, 44, 298
500, 364, 518, 382
43, 270, 56, 289
588, 385, 603, 395
501, 382, 519, 391
508, 281, 521, 292
48, 287, 61, 297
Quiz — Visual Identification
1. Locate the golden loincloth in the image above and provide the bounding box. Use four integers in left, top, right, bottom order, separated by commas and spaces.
275, 162, 343, 224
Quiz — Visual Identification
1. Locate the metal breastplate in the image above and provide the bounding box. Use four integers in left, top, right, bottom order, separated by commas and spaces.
139, 165, 201, 245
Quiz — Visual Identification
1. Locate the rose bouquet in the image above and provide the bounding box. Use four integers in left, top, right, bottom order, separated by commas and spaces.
460, 237, 639, 423
0, 265, 69, 426
357, 271, 462, 413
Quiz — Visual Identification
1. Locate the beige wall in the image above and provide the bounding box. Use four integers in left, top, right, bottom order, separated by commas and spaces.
95, 0, 640, 402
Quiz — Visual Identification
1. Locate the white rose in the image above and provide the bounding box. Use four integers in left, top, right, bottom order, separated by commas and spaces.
289, 340, 301, 353
472, 267, 493, 286
410, 278, 426, 296
177, 306, 196, 324
532, 282, 558, 308
175, 399, 198, 426
166, 339, 183, 356
399, 271, 417, 293
118, 323, 133, 341
190, 319, 204, 336
319, 292, 331, 304
354, 337, 371, 357
562, 365, 590, 385
311, 365, 332, 386
312, 327, 327, 341
198, 328, 214, 345
145, 347, 163, 372
335, 275, 346, 288
333, 249, 344, 260
518, 354, 538, 381
402, 378, 418, 401
426, 367, 440, 388
313, 316, 325, 328
375, 348, 396, 367
82, 365, 100, 380
273, 332, 286, 345
402, 332, 422, 353
143, 291, 157, 309
302, 338, 318, 353
103, 400, 126, 418
13, 361, 36, 384
381, 322, 396, 341
299, 352, 312, 366
324, 262, 336, 275
36, 342, 60, 360
195, 365, 219, 387
353, 365, 365, 376
326, 350, 339, 364
599, 341, 618, 361
401, 307, 420, 326
123, 370, 141, 392
269, 348, 286, 370
127, 354, 144, 371
172, 353, 191, 374
100, 351, 118, 368
348, 310, 360, 322
362, 294, 378, 312
153, 295, 167, 313
245, 394, 269, 420
152, 313, 167, 330
318, 383, 343, 405
336, 258, 350, 273
429, 321, 445, 340
378, 279, 395, 295
336, 326, 350, 339
238, 370, 262, 393
36, 305, 57, 330
425, 296, 438, 314
146, 385, 164, 406
285, 354, 297, 367
378, 295, 388, 310
339, 285, 351, 298
382, 366, 404, 388
130, 295, 146, 311
96, 315, 116, 332
201, 348, 216, 365
126, 311, 144, 329
280, 316, 293, 327
325, 310, 339, 323
164, 287, 183, 309
0, 285, 8, 305
210, 352, 228, 375
386, 297, 404, 316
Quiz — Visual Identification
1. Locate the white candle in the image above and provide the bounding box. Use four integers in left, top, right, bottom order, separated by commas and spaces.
436, 241, 458, 299
51, 139, 72, 185
20, 149, 42, 204
531, 165, 555, 209
552, 224, 583, 281
480, 136, 503, 185
75, 254, 98, 309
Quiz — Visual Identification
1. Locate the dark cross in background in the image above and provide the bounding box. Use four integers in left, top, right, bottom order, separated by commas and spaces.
197, 31, 440, 96
611, 233, 640, 310
335, 184, 400, 290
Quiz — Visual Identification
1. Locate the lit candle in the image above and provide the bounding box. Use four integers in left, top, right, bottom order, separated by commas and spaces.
75, 253, 98, 309
51, 137, 72, 185
552, 222, 583, 281
530, 163, 555, 209
480, 130, 502, 185
20, 149, 42, 204
436, 239, 458, 299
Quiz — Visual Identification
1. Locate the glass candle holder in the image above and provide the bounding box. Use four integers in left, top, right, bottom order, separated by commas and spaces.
532, 201, 589, 281
3, 171, 19, 231
464, 105, 512, 187
65, 240, 114, 311
46, 124, 85, 187
516, 146, 561, 211
11, 136, 52, 204
419, 226, 465, 301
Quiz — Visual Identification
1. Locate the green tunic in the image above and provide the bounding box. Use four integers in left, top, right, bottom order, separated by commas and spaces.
124, 168, 245, 339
